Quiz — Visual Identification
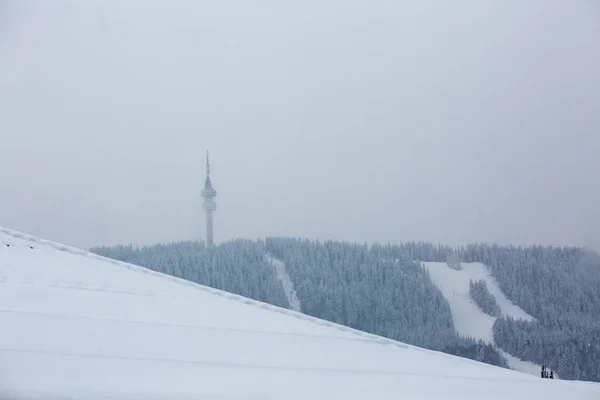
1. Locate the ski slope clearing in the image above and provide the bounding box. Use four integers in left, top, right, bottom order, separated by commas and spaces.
422, 261, 540, 376
1, 228, 598, 399
499, 349, 544, 377
265, 253, 302, 312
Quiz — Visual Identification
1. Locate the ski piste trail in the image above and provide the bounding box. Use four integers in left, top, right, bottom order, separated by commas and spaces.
265, 253, 302, 312
2, 226, 597, 398
422, 261, 544, 377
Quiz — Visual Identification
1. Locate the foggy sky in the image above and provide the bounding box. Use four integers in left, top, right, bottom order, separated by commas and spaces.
1, 0, 599, 251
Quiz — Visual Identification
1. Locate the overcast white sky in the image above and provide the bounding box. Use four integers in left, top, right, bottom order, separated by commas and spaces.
1, 0, 599, 250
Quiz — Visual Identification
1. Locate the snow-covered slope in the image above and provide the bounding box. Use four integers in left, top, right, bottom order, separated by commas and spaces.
422, 261, 542, 376
265, 253, 302, 312
1, 229, 598, 399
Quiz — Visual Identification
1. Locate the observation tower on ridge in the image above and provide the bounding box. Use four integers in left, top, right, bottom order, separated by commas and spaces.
201, 151, 217, 247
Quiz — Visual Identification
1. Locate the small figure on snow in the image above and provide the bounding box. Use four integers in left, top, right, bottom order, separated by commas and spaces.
550, 370, 554, 379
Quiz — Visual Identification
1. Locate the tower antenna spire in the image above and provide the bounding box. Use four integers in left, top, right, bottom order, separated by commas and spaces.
206, 151, 210, 177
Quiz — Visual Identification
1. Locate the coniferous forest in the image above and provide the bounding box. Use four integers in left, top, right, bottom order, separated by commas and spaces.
469, 279, 501, 317
90, 238, 600, 381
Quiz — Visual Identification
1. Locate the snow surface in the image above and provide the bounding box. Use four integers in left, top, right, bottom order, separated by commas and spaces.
499, 349, 545, 377
422, 261, 543, 377
1, 228, 598, 399
265, 253, 302, 312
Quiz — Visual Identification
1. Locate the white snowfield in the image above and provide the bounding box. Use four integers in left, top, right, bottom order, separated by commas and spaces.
1, 229, 598, 400
422, 261, 543, 377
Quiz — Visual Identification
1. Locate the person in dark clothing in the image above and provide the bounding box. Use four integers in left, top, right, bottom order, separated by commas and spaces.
541, 365, 546, 378
550, 370, 554, 379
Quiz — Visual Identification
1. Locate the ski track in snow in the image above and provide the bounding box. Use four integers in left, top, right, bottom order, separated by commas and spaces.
422, 261, 543, 377
265, 253, 302, 312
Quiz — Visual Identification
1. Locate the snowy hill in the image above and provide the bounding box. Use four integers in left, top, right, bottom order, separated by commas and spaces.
422, 262, 543, 376
1, 228, 599, 399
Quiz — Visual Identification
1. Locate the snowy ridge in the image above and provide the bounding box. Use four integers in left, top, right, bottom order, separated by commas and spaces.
0, 226, 525, 364
0, 227, 407, 349
265, 253, 302, 312
422, 261, 542, 377
2, 228, 599, 398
